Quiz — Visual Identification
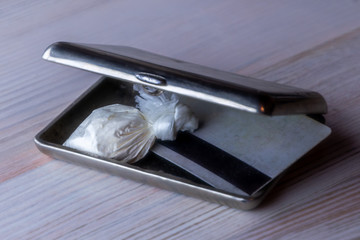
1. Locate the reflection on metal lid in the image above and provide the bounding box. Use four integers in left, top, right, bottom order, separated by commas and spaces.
42, 42, 328, 116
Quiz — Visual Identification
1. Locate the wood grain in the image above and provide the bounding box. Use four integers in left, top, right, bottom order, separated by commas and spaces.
1, 1, 360, 239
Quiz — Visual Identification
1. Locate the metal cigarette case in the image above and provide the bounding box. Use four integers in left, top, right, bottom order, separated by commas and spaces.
35, 42, 331, 209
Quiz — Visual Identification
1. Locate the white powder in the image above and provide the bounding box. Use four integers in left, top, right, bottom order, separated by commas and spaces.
63, 87, 198, 163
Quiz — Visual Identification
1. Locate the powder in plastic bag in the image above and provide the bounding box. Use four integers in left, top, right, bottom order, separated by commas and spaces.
63, 104, 155, 163
63, 87, 198, 163
134, 85, 198, 141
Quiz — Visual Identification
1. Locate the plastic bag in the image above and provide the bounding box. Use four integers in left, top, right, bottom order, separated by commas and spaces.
63, 104, 155, 163
63, 86, 198, 163
134, 85, 198, 141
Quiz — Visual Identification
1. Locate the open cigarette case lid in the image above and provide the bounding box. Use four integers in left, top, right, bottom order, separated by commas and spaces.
35, 42, 331, 209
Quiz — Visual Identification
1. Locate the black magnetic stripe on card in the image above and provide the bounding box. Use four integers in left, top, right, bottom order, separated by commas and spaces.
159, 132, 271, 195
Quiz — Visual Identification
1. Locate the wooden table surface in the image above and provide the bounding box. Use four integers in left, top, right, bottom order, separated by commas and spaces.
1, 1, 360, 239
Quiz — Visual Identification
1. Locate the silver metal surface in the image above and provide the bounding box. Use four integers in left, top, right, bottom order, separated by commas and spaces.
42, 42, 328, 116
34, 78, 331, 209
34, 137, 269, 210
135, 72, 167, 86
34, 78, 271, 209
37, 42, 331, 209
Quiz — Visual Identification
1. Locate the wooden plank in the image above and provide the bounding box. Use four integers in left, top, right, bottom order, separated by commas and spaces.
2, 0, 360, 182
1, 1, 360, 239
